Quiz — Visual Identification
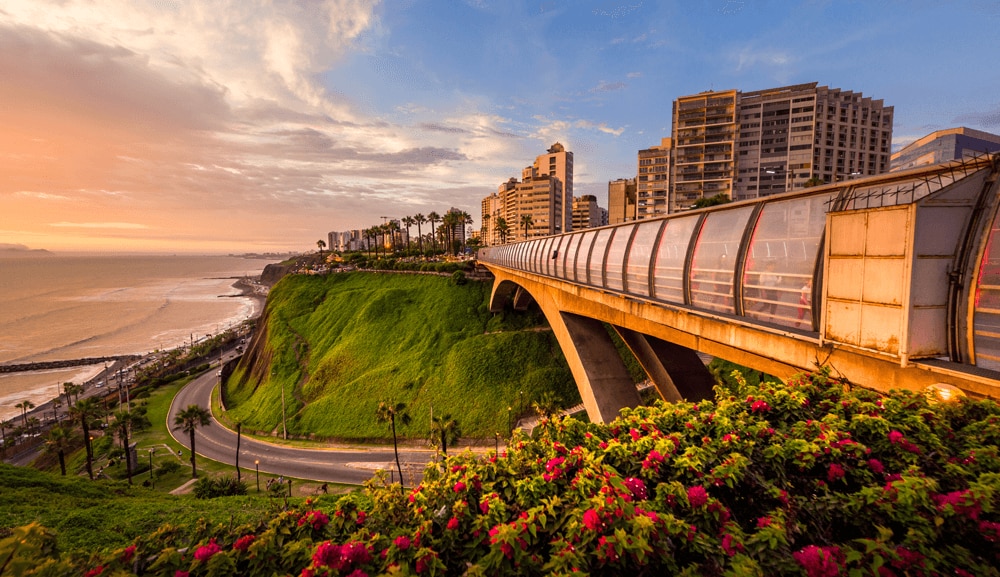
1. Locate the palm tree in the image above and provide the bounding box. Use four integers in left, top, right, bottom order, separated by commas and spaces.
44, 425, 74, 476
482, 213, 491, 246
375, 401, 411, 486
402, 216, 415, 252
112, 410, 148, 485
495, 217, 510, 244
430, 414, 460, 457
442, 211, 458, 255
458, 211, 472, 254
0, 419, 9, 457
414, 213, 427, 255
520, 214, 534, 241
15, 400, 34, 428
69, 397, 102, 480
388, 219, 401, 253
316, 239, 326, 256
174, 404, 211, 478
427, 212, 440, 251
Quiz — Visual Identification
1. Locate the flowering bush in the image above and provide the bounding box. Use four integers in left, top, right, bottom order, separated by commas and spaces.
8, 369, 1000, 575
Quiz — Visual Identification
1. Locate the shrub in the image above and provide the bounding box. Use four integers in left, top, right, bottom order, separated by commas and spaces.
451, 270, 467, 285
193, 475, 249, 499
156, 460, 181, 476
30, 369, 1000, 576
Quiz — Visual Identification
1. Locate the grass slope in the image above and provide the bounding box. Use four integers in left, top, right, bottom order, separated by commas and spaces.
224, 272, 579, 440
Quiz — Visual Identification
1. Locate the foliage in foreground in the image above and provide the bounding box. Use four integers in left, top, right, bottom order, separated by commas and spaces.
6, 369, 1000, 576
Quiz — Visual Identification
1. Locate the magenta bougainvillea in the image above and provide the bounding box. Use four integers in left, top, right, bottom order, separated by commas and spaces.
21, 369, 1000, 575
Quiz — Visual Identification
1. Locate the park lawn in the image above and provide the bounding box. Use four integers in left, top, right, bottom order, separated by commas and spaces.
223, 272, 580, 441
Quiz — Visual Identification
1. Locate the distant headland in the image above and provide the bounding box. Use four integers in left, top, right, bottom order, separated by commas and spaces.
0, 244, 52, 256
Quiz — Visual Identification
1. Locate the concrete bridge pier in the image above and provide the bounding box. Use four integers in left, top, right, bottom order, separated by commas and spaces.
613, 327, 716, 403
552, 311, 641, 423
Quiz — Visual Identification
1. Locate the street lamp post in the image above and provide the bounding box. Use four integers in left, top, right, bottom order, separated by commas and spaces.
507, 406, 512, 437
255, 459, 260, 492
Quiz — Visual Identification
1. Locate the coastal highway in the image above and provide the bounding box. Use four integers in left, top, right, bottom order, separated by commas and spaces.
167, 368, 435, 485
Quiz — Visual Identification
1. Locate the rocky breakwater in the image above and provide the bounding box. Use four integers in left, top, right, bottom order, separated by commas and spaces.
0, 355, 140, 374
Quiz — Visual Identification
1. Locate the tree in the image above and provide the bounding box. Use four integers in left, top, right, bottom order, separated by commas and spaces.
69, 398, 102, 480
0, 419, 9, 457
482, 213, 491, 246
375, 401, 411, 486
402, 216, 415, 252
15, 400, 34, 428
44, 425, 74, 476
495, 217, 510, 244
430, 414, 460, 457
520, 214, 535, 241
414, 213, 427, 255
457, 211, 472, 253
693, 193, 731, 209
316, 239, 326, 256
112, 410, 149, 485
174, 404, 211, 478
427, 212, 440, 251
804, 176, 825, 188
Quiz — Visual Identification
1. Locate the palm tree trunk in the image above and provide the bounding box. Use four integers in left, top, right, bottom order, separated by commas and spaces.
82, 420, 94, 480
189, 429, 198, 477
391, 418, 403, 487
122, 428, 133, 485
58, 450, 66, 476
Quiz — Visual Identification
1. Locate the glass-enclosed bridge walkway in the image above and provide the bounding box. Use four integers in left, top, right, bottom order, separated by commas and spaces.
477, 154, 1000, 423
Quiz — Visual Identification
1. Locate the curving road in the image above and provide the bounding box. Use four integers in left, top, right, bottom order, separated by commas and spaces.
167, 366, 434, 485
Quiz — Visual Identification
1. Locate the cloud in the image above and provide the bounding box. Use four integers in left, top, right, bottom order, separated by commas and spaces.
954, 106, 1000, 129
626, 72, 642, 79
49, 222, 151, 229
591, 80, 627, 93
733, 47, 793, 72
14, 191, 71, 201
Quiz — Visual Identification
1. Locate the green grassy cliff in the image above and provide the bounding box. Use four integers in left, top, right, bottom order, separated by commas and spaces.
223, 272, 579, 440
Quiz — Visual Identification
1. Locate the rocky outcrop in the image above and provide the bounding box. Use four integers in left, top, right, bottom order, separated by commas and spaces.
260, 263, 294, 286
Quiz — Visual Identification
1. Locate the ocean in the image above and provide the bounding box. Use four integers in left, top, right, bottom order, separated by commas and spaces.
0, 254, 273, 421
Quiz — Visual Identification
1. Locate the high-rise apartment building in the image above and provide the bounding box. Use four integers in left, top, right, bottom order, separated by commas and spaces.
481, 143, 574, 244
607, 178, 637, 224
671, 90, 738, 212
735, 83, 893, 200
890, 127, 1000, 172
572, 195, 607, 230
666, 83, 893, 211
637, 137, 672, 219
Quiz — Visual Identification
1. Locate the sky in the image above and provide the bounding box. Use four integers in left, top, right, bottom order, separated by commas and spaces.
1, 1, 999, 254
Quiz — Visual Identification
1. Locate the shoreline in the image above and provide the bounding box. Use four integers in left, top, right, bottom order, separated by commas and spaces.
1, 276, 267, 426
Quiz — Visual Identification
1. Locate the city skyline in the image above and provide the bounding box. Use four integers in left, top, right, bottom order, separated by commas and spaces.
2, 1, 999, 253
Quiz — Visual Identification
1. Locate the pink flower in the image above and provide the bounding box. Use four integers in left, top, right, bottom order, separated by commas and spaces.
793, 545, 842, 577
980, 520, 1000, 542
827, 463, 846, 482
446, 517, 460, 531
868, 458, 885, 474
757, 516, 773, 528
624, 477, 647, 500
298, 510, 330, 531
194, 539, 222, 562
687, 485, 708, 508
751, 400, 771, 413
582, 509, 602, 531
888, 430, 904, 444
356, 510, 367, 525
415, 551, 438, 574
721, 533, 743, 556
394, 535, 411, 550
232, 535, 256, 551
83, 567, 105, 577
629, 428, 641, 441
174, 572, 190, 577
453, 481, 467, 493
120, 544, 136, 564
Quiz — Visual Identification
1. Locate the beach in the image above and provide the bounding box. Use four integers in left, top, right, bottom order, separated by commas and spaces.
0, 254, 273, 422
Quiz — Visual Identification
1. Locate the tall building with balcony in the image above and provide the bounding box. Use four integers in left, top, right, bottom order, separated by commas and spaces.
671, 90, 738, 212
572, 195, 607, 230
481, 143, 573, 244
890, 127, 1000, 172
735, 83, 893, 200
637, 137, 672, 219
607, 178, 637, 224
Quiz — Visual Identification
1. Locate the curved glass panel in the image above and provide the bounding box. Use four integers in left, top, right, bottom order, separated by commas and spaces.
575, 231, 598, 283
563, 233, 583, 282
653, 215, 699, 303
690, 206, 755, 313
543, 237, 557, 276
537, 238, 550, 275
743, 193, 832, 329
588, 229, 614, 286
516, 243, 527, 268
973, 207, 1000, 371
626, 221, 664, 297
605, 225, 634, 291
551, 236, 566, 278
530, 240, 542, 273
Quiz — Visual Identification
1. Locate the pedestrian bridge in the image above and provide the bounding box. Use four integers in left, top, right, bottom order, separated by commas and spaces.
477, 154, 1000, 422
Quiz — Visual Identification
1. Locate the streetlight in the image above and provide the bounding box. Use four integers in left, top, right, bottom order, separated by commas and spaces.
507, 406, 512, 437
254, 459, 260, 492
494, 432, 499, 454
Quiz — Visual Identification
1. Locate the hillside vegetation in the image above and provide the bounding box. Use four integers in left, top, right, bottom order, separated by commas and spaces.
223, 272, 580, 440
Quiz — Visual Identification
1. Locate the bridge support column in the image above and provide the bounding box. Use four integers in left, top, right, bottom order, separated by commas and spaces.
614, 327, 716, 402
552, 311, 641, 423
